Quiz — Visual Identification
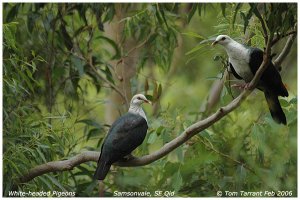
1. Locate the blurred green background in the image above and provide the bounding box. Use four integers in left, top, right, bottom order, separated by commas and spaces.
3, 3, 297, 197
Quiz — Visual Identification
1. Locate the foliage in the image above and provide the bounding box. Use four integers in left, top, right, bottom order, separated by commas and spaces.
121, 4, 179, 71
3, 2, 297, 197
3, 21, 77, 195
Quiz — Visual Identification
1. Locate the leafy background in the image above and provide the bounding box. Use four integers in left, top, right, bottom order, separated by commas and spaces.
3, 3, 297, 197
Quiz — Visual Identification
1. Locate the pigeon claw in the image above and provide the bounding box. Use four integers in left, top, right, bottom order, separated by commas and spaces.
231, 83, 250, 90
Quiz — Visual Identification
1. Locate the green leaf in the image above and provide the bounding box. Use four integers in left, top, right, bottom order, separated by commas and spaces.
36, 148, 47, 163
147, 33, 158, 44
188, 4, 197, 23
100, 64, 114, 84
289, 97, 297, 105
60, 24, 73, 51
103, 5, 115, 23
157, 83, 162, 99
4, 178, 13, 197
144, 78, 149, 93
213, 55, 220, 61
95, 36, 120, 60
76, 119, 102, 129
77, 164, 94, 177
241, 5, 255, 33
44, 174, 66, 191
156, 126, 164, 135
232, 3, 242, 28
71, 56, 85, 77
84, 181, 98, 194
38, 176, 54, 191
6, 4, 20, 22
3, 22, 18, 51
182, 32, 206, 39
171, 170, 183, 192
87, 128, 103, 141
185, 44, 206, 55
75, 4, 88, 25
220, 3, 227, 18
197, 3, 205, 16
279, 98, 289, 107
73, 26, 90, 38
145, 94, 153, 102
154, 4, 163, 25
38, 144, 50, 149
5, 158, 22, 175
93, 6, 104, 31
159, 7, 169, 28
86, 69, 101, 93
15, 67, 34, 92
147, 133, 157, 144
235, 165, 247, 189
152, 81, 158, 101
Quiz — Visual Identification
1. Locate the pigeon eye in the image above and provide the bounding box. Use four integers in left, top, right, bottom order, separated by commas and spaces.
221, 37, 226, 41
137, 97, 142, 100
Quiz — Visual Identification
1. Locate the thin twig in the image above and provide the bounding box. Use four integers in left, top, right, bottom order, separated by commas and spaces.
271, 30, 297, 46
88, 60, 127, 102
70, 51, 127, 102
127, 35, 151, 56
115, 34, 152, 69
274, 33, 297, 67
199, 137, 255, 174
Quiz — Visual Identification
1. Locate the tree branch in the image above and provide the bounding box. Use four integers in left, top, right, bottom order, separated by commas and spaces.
274, 33, 297, 68
19, 151, 99, 183
16, 88, 251, 184
271, 30, 297, 46
199, 75, 226, 115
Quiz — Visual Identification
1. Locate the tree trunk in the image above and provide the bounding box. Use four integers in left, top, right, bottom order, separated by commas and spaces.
104, 4, 139, 124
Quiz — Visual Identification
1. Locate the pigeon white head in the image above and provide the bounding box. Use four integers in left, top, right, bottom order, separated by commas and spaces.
129, 94, 152, 122
212, 35, 232, 46
130, 94, 152, 106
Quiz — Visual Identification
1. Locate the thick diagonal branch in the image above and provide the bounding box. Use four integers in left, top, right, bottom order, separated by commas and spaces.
18, 42, 272, 183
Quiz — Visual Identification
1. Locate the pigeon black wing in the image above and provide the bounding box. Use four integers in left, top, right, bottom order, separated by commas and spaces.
248, 47, 288, 124
248, 48, 264, 74
104, 113, 148, 160
94, 113, 148, 180
249, 48, 288, 97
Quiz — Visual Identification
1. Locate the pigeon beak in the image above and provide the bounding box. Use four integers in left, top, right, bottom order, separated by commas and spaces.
211, 41, 218, 46
144, 100, 152, 105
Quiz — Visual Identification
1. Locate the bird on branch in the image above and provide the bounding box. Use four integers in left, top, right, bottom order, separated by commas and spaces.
212, 35, 288, 125
94, 94, 152, 181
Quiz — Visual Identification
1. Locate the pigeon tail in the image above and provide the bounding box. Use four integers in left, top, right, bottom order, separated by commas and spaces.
264, 91, 287, 125
94, 160, 111, 180
279, 82, 289, 97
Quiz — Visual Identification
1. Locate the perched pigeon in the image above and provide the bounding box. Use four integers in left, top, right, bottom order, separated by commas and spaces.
212, 35, 288, 124
94, 94, 151, 180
